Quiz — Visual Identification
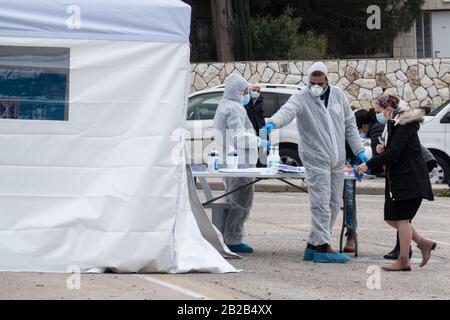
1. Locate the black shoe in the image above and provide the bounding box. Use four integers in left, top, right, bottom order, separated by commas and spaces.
384, 249, 399, 260
383, 247, 412, 260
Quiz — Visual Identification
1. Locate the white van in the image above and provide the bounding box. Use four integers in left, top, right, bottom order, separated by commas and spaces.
419, 99, 450, 184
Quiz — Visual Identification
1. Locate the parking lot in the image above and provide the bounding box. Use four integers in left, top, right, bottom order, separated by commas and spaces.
1, 192, 449, 300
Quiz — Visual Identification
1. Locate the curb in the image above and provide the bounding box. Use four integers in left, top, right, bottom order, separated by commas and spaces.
196, 181, 447, 196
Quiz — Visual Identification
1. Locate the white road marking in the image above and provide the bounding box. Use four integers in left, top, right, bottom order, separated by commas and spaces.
135, 275, 212, 300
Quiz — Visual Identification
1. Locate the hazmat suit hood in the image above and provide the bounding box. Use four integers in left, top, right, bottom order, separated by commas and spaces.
223, 74, 249, 102
213, 74, 259, 168
307, 62, 329, 79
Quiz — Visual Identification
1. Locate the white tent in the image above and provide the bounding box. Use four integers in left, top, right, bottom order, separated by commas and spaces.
0, 0, 236, 273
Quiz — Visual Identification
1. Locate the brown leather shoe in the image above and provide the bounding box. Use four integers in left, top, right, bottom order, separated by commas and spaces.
382, 257, 411, 272
417, 238, 437, 268
344, 234, 356, 253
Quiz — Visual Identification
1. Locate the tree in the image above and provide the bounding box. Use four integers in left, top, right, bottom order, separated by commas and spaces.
295, 0, 425, 57
249, 7, 327, 60
210, 0, 235, 61
249, 0, 424, 58
233, 0, 251, 61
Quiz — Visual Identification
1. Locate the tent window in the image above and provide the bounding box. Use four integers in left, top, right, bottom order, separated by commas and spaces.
0, 46, 70, 121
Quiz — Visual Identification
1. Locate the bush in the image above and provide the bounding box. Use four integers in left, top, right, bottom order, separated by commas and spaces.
249, 7, 327, 61
437, 188, 450, 197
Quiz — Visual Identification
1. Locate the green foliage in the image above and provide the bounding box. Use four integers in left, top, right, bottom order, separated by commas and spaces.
295, 31, 328, 59
233, 0, 251, 61
247, 0, 425, 57
249, 7, 326, 61
437, 188, 450, 197
293, 0, 425, 57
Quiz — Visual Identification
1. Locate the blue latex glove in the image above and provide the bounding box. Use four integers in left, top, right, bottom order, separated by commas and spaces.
261, 122, 276, 135
259, 139, 271, 151
357, 151, 369, 164
352, 165, 363, 182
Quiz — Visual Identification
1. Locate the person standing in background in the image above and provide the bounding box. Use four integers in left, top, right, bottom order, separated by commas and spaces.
244, 85, 268, 167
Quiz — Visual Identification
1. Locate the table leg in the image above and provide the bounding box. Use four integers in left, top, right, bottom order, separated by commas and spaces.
353, 179, 359, 257
340, 182, 347, 254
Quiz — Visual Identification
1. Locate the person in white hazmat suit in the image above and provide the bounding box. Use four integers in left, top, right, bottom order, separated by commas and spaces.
262, 62, 368, 263
213, 74, 271, 253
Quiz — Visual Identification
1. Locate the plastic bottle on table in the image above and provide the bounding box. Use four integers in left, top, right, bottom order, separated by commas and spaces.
267, 146, 275, 169
226, 147, 239, 170
207, 149, 219, 173
273, 146, 281, 166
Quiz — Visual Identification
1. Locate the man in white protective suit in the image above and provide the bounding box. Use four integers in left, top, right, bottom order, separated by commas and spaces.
262, 62, 368, 263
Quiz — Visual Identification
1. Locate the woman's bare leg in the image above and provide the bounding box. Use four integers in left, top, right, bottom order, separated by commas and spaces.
411, 225, 423, 244
386, 220, 397, 229
396, 220, 412, 259
383, 220, 411, 271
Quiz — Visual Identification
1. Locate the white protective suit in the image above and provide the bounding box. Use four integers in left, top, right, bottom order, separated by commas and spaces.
268, 62, 364, 246
212, 74, 260, 245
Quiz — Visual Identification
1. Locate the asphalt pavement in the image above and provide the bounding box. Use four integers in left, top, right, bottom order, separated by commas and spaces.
1, 192, 449, 300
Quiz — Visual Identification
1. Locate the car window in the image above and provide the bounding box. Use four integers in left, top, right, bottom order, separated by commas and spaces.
187, 92, 223, 120
261, 92, 278, 118
428, 99, 450, 116
277, 93, 292, 109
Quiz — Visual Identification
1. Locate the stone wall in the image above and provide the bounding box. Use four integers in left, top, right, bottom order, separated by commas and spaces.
190, 59, 450, 109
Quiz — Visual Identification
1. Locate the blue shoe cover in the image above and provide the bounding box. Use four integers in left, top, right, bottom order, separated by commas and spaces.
227, 243, 254, 253
313, 252, 351, 263
303, 248, 316, 261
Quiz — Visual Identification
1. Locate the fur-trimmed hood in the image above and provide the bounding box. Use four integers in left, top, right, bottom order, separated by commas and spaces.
394, 108, 425, 126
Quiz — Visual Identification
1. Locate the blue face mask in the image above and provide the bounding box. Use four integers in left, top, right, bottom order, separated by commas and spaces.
359, 133, 368, 139
376, 112, 387, 124
241, 94, 251, 106
250, 91, 260, 99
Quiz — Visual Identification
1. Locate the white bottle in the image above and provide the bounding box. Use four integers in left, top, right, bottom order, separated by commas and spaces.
208, 149, 219, 173
273, 146, 281, 166
226, 147, 239, 170
267, 146, 275, 169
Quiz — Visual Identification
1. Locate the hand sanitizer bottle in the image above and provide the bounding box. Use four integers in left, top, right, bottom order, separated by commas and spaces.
208, 149, 219, 172
267, 146, 275, 169
226, 147, 239, 170
274, 146, 281, 166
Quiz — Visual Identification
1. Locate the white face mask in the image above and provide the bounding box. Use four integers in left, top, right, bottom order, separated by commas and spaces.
310, 84, 324, 97
376, 112, 387, 124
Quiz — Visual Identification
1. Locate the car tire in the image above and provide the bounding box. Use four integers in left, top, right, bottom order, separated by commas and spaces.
430, 155, 450, 184
280, 147, 302, 167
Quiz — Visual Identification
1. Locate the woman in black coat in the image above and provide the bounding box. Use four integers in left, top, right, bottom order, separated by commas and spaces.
358, 95, 437, 272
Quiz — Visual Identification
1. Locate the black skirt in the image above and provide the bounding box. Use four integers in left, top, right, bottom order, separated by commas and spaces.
384, 197, 423, 221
